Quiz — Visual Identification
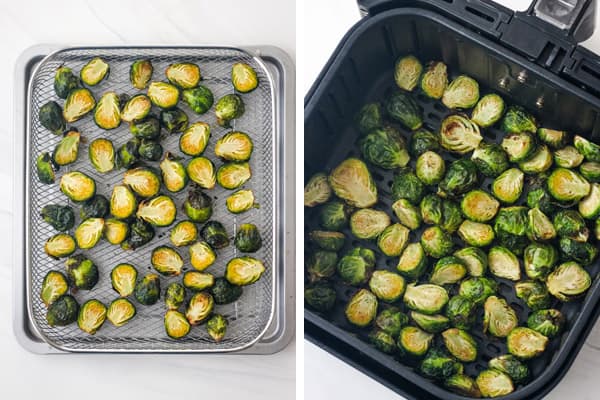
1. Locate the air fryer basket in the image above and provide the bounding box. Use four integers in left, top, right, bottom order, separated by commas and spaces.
305, 1, 600, 399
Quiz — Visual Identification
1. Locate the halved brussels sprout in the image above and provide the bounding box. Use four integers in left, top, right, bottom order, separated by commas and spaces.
421, 226, 453, 258
189, 241, 216, 271
130, 116, 160, 140
53, 130, 80, 166
547, 167, 591, 202
121, 219, 155, 250
201, 220, 229, 249
46, 294, 79, 326
310, 230, 346, 251
226, 257, 265, 286
94, 92, 121, 130
471, 142, 509, 178
446, 295, 476, 329
376, 307, 408, 336
369, 329, 396, 354
319, 201, 348, 231
89, 138, 115, 173
416, 151, 445, 185
420, 194, 443, 225
116, 139, 140, 169
151, 246, 183, 276
160, 152, 188, 192
368, 270, 406, 302
147, 81, 180, 109
430, 256, 467, 285
579, 182, 600, 218
501, 105, 537, 133
489, 246, 520, 281
183, 271, 214, 292
547, 261, 591, 301
234, 223, 262, 253
445, 374, 481, 397
65, 255, 99, 290
182, 85, 214, 114
134, 273, 161, 305
216, 162, 251, 190
554, 209, 589, 242
403, 283, 448, 315
442, 75, 479, 109
186, 292, 215, 325
411, 312, 449, 334
527, 309, 564, 338
355, 102, 384, 135
170, 220, 198, 247
307, 250, 337, 282
349, 208, 391, 239
165, 310, 191, 339
337, 247, 375, 286
121, 94, 151, 122
454, 247, 487, 277
183, 188, 213, 223
215, 131, 254, 162
180, 122, 211, 156
554, 146, 584, 168
328, 158, 377, 208
471, 93, 505, 127
394, 55, 422, 91
160, 107, 189, 134
439, 114, 482, 154
483, 296, 518, 337
210, 277, 243, 305
166, 62, 201, 89
215, 93, 245, 127
137, 195, 177, 227
392, 169, 425, 204
74, 218, 104, 249
442, 328, 477, 362
494, 206, 529, 253
39, 100, 66, 135
77, 299, 107, 335
54, 67, 79, 99
391, 199, 421, 230
558, 237, 598, 266
574, 134, 600, 162
476, 369, 514, 398
41, 271, 69, 306
130, 59, 153, 89
438, 159, 479, 197
523, 243, 558, 281
107, 298, 136, 327
420, 348, 463, 379
110, 185, 137, 219
409, 129, 440, 157
123, 167, 160, 198
580, 161, 600, 182
489, 355, 529, 384
186, 157, 216, 189
345, 289, 378, 327
515, 280, 551, 310
538, 127, 568, 149
60, 171, 96, 202
232, 62, 258, 93
461, 190, 499, 222
377, 223, 409, 257
527, 207, 556, 241
458, 220, 494, 247
527, 186, 556, 215
420, 61, 448, 99
501, 132, 537, 162
398, 326, 434, 357
80, 57, 109, 85
396, 242, 427, 279
78, 195, 110, 220
385, 91, 423, 130
165, 282, 186, 310
44, 233, 76, 259
519, 144, 553, 174
304, 173, 331, 207
507, 327, 548, 359
111, 263, 137, 297
207, 314, 228, 342
459, 276, 497, 305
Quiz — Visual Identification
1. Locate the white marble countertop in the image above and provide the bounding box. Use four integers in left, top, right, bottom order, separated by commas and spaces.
304, 1, 600, 399
1, 0, 295, 398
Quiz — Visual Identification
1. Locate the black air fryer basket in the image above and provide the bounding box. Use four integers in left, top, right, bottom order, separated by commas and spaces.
304, 0, 600, 399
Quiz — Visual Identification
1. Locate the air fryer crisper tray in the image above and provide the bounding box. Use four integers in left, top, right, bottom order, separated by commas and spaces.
19, 46, 290, 353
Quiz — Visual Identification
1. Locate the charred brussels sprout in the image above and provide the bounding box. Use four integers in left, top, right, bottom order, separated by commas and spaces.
201, 220, 229, 249
350, 208, 391, 239
580, 161, 600, 182
440, 115, 482, 155
319, 201, 347, 230
52, 130, 80, 166
134, 274, 161, 305
394, 55, 422, 91
430, 256, 467, 285
483, 296, 518, 337
574, 134, 600, 162
493, 206, 528, 253
89, 138, 115, 173
489, 355, 529, 384
137, 195, 177, 227
369, 329, 396, 354
207, 314, 228, 342
215, 131, 254, 162
187, 157, 216, 189
215, 93, 245, 127
54, 66, 79, 99
151, 246, 183, 276
183, 188, 213, 223
180, 122, 211, 156
554, 146, 584, 168
41, 271, 69, 306
391, 169, 425, 204
123, 167, 160, 198
304, 173, 331, 207
165, 310, 191, 339
527, 309, 564, 338
165, 282, 186, 310
307, 250, 337, 282
461, 190, 499, 222
421, 226, 453, 258
60, 171, 96, 202
210, 277, 243, 305
360, 127, 410, 169
558, 237, 597, 266
170, 220, 198, 247
116, 139, 140, 169
420, 61, 448, 99
471, 142, 509, 178
74, 218, 104, 249
523, 243, 558, 281
337, 247, 375, 286
489, 246, 521, 281
454, 247, 487, 277
130, 116, 160, 140
80, 57, 109, 86
409, 129, 440, 157
234, 223, 262, 253
501, 105, 537, 133
445, 374, 481, 397
396, 242, 427, 279
378, 223, 409, 257
216, 162, 251, 190
398, 326, 434, 357
160, 108, 189, 134
79, 195, 108, 220
41, 204, 74, 232
345, 289, 378, 327
121, 94, 151, 122
232, 62, 258, 93
471, 93, 505, 127
189, 241, 216, 271
63, 88, 96, 123
442, 75, 479, 109
385, 91, 423, 130
392, 199, 421, 230
476, 370, 514, 397
147, 81, 179, 109
160, 152, 188, 192
527, 187, 556, 215
226, 257, 265, 286
376, 307, 408, 336
94, 92, 121, 129
442, 328, 477, 362
183, 271, 215, 291
39, 101, 66, 135
110, 185, 137, 219
130, 59, 153, 89
121, 219, 155, 250
106, 298, 136, 328
328, 158, 377, 208
519, 145, 553, 174
501, 132, 537, 162
554, 209, 589, 242
579, 182, 600, 218
182, 85, 214, 114
416, 151, 445, 185
186, 292, 214, 325
420, 348, 462, 379
111, 263, 138, 297
411, 312, 449, 334
459, 276, 497, 305
47, 295, 79, 327
547, 261, 591, 301
65, 254, 98, 290
538, 127, 568, 149
355, 103, 384, 135
404, 283, 449, 315
166, 62, 201, 89
310, 230, 346, 251
527, 207, 556, 241
515, 280, 551, 310
446, 295, 476, 329
507, 327, 548, 359
439, 159, 479, 197
369, 270, 406, 302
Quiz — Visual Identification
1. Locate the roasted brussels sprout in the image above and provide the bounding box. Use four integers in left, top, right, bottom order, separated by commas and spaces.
574, 134, 600, 162
355, 102, 384, 135
121, 94, 151, 123
538, 127, 568, 149
44, 233, 76, 259
523, 243, 558, 281
430, 256, 467, 286
489, 355, 529, 384
110, 185, 137, 219
442, 75, 479, 109
345, 289, 378, 327
445, 374, 481, 397
189, 241, 216, 271
493, 206, 528, 254
130, 59, 153, 89
442, 328, 477, 362
547, 261, 591, 301
200, 220, 229, 249
438, 159, 478, 197
404, 283, 448, 315
559, 237, 598, 266
107, 298, 136, 327
111, 263, 137, 297
391, 199, 421, 230
304, 173, 331, 207
377, 223, 409, 256
318, 201, 347, 231
121, 219, 155, 250
519, 145, 553, 175
527, 187, 556, 215
392, 169, 425, 204
369, 270, 406, 302
206, 314, 228, 342
94, 92, 121, 130
226, 256, 265, 286
147, 81, 179, 109
164, 310, 191, 339
74, 218, 104, 249
337, 247, 375, 286
376, 307, 408, 336
461, 190, 499, 222
489, 246, 521, 281
151, 246, 183, 276
80, 57, 109, 85
415, 151, 445, 185
527, 309, 564, 338
183, 188, 213, 223
454, 247, 487, 277
446, 295, 476, 329
170, 220, 198, 247
309, 230, 346, 251
579, 183, 600, 219
369, 329, 396, 354
52, 130, 80, 166
398, 326, 434, 357
166, 62, 200, 89
328, 158, 377, 208
77, 299, 107, 334
476, 369, 514, 398
232, 62, 258, 93
420, 348, 462, 379
88, 138, 115, 173
501, 132, 537, 163
186, 292, 214, 325
554, 209, 589, 242
439, 115, 482, 155
216, 162, 251, 190
554, 146, 584, 168
527, 207, 556, 241
580, 161, 600, 182
411, 312, 449, 334
46, 295, 79, 327
134, 273, 161, 305
180, 122, 211, 156
421, 226, 453, 258
459, 276, 497, 305
182, 85, 214, 114
39, 100, 66, 135
183, 271, 215, 292
384, 91, 423, 130
420, 61, 448, 99
420, 195, 463, 233
360, 127, 410, 170
394, 55, 422, 91
63, 88, 96, 123
483, 296, 518, 337
130, 116, 161, 140
215, 131, 254, 162
396, 242, 427, 279
501, 105, 537, 133
211, 277, 243, 305
409, 129, 440, 157
123, 167, 161, 198
471, 142, 509, 178
40, 271, 69, 306
60, 171, 96, 202
307, 250, 337, 282
116, 139, 140, 169
547, 167, 591, 202
160, 107, 189, 134
165, 282, 186, 310
215, 93, 245, 127
186, 157, 216, 189
515, 280, 551, 310
54, 66, 79, 99
234, 223, 262, 253
137, 195, 177, 227
507, 327, 548, 359
471, 93, 504, 127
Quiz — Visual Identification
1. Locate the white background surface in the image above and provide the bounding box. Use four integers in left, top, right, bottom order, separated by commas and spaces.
304, 1, 600, 399
2, 0, 295, 398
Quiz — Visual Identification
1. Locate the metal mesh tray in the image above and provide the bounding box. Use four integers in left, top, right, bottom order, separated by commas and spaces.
26, 47, 276, 352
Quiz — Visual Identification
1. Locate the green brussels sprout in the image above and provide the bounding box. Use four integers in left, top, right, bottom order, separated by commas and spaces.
226, 256, 265, 286
130, 59, 153, 89
554, 209, 589, 242
459, 276, 497, 305
415, 151, 445, 185
186, 292, 214, 325
206, 314, 228, 342
134, 273, 161, 305
369, 270, 406, 302
65, 254, 99, 290
398, 326, 434, 357
104, 217, 128, 245
421, 226, 453, 258
53, 66, 79, 99
491, 168, 524, 205
392, 169, 425, 204
215, 131, 254, 162
77, 299, 107, 335
554, 146, 584, 168
396, 242, 427, 279
121, 219, 155, 250
430, 256, 467, 286
440, 199, 464, 233
110, 185, 137, 219
489, 246, 521, 281
446, 295, 476, 329
439, 159, 479, 197
441, 328, 477, 362
404, 283, 448, 315
377, 223, 409, 257
304, 173, 331, 207
476, 369, 514, 398
215, 93, 245, 127
318, 201, 348, 230
166, 62, 201, 89
369, 329, 396, 354
44, 233, 76, 259
420, 194, 443, 225
547, 261, 591, 301
60, 171, 96, 202
111, 263, 137, 297
46, 295, 79, 327
471, 142, 509, 178
345, 289, 378, 327
88, 138, 115, 173
527, 207, 556, 241
189, 241, 216, 271
183, 271, 215, 292
52, 130, 80, 166
579, 183, 600, 218
137, 195, 177, 227
359, 127, 410, 169
210, 277, 243, 305
182, 85, 214, 114
186, 157, 216, 189
309, 230, 346, 251
216, 162, 251, 189
234, 223, 262, 253
501, 105, 537, 133
527, 309, 564, 338
439, 114, 482, 154
160, 108, 189, 134
200, 220, 229, 249
579, 161, 600, 184
39, 101, 66, 135
355, 102, 384, 135
74, 218, 104, 249
489, 355, 529, 384
559, 237, 598, 266
411, 312, 449, 334
483, 296, 518, 337
515, 280, 551, 310
420, 348, 463, 379
121, 94, 152, 122
547, 167, 591, 202
493, 206, 528, 253
442, 75, 479, 109
232, 62, 258, 93
507, 327, 548, 359
116, 139, 140, 169
165, 310, 191, 339
391, 199, 421, 230
147, 81, 180, 109
526, 187, 556, 215
165, 282, 186, 310
307, 250, 337, 282
184, 188, 213, 223
471, 93, 505, 127
458, 220, 495, 247
337, 247, 375, 286
445, 374, 481, 397
35, 154, 55, 184
538, 127, 568, 149
385, 91, 423, 130
40, 271, 69, 306
523, 243, 558, 281
454, 247, 487, 277
130, 116, 161, 140
170, 220, 198, 247
63, 88, 96, 123
329, 158, 377, 208
94, 92, 121, 130
461, 190, 499, 222
376, 307, 408, 336
420, 61, 448, 99
151, 246, 183, 276
81, 195, 110, 219
80, 57, 109, 85
123, 167, 161, 198
107, 298, 136, 327
349, 208, 390, 240
180, 122, 211, 156
408, 129, 440, 157
394, 55, 422, 91
501, 132, 537, 163
519, 145, 553, 174
574, 134, 600, 162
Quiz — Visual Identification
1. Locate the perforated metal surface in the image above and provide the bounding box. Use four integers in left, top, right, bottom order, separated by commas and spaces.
27, 47, 276, 352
